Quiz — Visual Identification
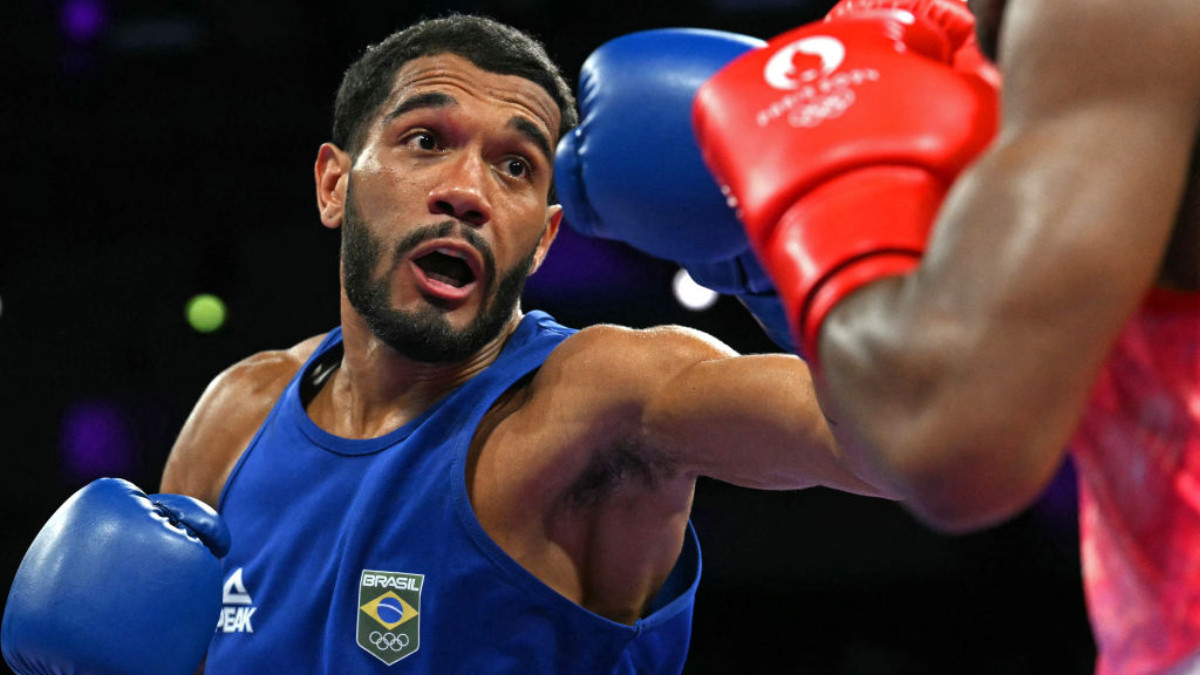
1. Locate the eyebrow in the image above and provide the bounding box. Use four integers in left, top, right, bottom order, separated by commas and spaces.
383, 90, 553, 162
509, 116, 552, 164
384, 91, 456, 124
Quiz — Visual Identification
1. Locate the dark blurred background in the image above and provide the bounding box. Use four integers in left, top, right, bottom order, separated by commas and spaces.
1, 0, 1094, 672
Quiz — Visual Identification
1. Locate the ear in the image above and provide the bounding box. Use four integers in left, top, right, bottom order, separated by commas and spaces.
529, 204, 562, 275
315, 143, 351, 230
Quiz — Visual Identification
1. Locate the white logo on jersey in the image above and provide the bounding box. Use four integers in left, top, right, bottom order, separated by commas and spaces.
764, 36, 846, 90
223, 568, 253, 605
217, 567, 258, 633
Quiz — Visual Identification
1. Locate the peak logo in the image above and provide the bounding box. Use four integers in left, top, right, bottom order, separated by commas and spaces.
216, 567, 258, 634
764, 36, 845, 90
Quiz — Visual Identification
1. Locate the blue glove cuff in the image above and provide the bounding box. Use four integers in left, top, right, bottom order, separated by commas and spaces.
686, 252, 797, 353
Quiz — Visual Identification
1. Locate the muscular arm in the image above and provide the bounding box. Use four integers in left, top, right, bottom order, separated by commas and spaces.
816, 0, 1200, 531
560, 325, 897, 498
647, 341, 894, 497
492, 324, 893, 623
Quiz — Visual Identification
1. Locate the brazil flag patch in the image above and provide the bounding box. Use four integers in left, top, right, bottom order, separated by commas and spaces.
358, 569, 424, 665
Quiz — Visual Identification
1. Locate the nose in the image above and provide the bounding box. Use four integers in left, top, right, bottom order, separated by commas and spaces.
428, 153, 492, 227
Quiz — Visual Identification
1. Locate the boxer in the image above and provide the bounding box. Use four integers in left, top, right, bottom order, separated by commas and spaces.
4, 14, 900, 674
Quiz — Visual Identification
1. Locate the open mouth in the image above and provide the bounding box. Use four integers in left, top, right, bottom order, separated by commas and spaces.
413, 248, 477, 288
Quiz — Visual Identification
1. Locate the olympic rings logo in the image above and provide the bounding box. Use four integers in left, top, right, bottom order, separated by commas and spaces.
788, 89, 857, 128
369, 631, 411, 651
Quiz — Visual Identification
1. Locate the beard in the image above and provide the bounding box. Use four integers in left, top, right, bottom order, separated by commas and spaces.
341, 181, 538, 363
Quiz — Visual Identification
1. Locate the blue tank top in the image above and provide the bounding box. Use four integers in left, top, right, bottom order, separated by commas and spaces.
207, 311, 701, 673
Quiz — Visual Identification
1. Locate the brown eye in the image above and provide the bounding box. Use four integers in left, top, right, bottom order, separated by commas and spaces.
405, 131, 440, 151
505, 158, 529, 178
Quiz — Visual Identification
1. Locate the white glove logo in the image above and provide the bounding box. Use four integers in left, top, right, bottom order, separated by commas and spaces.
764, 36, 845, 90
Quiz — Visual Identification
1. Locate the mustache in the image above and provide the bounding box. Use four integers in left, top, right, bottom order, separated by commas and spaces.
393, 221, 496, 279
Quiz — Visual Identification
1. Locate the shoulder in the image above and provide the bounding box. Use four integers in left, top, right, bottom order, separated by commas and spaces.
160, 333, 329, 507
521, 323, 737, 437
537, 322, 737, 403
547, 322, 736, 381
214, 335, 326, 399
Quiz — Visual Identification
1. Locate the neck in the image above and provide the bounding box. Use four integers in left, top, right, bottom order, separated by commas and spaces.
314, 295, 523, 439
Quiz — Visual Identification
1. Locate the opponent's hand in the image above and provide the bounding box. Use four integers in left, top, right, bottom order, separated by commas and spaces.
828, 0, 976, 49
693, 7, 998, 359
555, 28, 798, 351
2, 478, 229, 675
827, 0, 1000, 85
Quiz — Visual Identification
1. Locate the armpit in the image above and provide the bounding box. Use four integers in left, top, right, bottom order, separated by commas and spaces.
563, 439, 678, 509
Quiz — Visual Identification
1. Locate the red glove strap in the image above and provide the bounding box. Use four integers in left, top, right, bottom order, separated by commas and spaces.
756, 166, 947, 359
804, 252, 919, 359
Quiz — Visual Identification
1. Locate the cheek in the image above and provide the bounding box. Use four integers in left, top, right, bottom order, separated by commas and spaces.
495, 188, 547, 229
353, 154, 425, 210
377, 167, 425, 209
516, 206, 552, 250
492, 223, 546, 277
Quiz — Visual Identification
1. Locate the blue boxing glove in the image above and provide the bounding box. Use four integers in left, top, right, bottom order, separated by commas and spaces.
555, 29, 797, 352
2, 478, 230, 675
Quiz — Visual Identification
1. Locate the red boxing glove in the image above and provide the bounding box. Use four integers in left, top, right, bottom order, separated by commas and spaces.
828, 0, 975, 49
828, 0, 1000, 87
693, 9, 998, 359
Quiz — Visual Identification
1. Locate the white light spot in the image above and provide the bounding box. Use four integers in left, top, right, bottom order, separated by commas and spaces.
673, 268, 720, 312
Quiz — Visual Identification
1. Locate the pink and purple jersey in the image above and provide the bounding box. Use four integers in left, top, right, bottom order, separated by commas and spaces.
1072, 289, 1200, 675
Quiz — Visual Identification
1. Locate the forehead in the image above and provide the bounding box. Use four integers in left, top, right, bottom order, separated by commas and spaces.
379, 53, 561, 143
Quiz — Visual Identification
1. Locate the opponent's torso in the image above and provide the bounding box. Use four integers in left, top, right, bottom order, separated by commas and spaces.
206, 311, 700, 674
1071, 290, 1200, 675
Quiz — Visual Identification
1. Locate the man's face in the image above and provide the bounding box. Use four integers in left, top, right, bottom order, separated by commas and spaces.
336, 53, 562, 362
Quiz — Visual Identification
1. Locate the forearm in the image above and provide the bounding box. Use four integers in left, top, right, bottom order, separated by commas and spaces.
691, 0, 1200, 530
813, 128, 1183, 530
815, 274, 1085, 531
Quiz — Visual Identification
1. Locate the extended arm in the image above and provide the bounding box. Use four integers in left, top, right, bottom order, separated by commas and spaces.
559, 325, 898, 497
554, 28, 900, 498
641, 331, 894, 496
816, 0, 1200, 530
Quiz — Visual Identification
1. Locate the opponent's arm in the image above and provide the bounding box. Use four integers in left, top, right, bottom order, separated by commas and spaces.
824, 0, 1200, 531
704, 0, 1200, 530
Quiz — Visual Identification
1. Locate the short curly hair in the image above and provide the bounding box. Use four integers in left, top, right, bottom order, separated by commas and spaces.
332, 14, 578, 158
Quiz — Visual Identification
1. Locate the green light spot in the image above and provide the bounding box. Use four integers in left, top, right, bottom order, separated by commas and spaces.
186, 294, 227, 333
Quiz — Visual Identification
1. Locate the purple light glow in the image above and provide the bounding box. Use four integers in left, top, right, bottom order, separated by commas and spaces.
525, 227, 660, 303
61, 0, 106, 43
1032, 457, 1080, 537
59, 399, 135, 481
